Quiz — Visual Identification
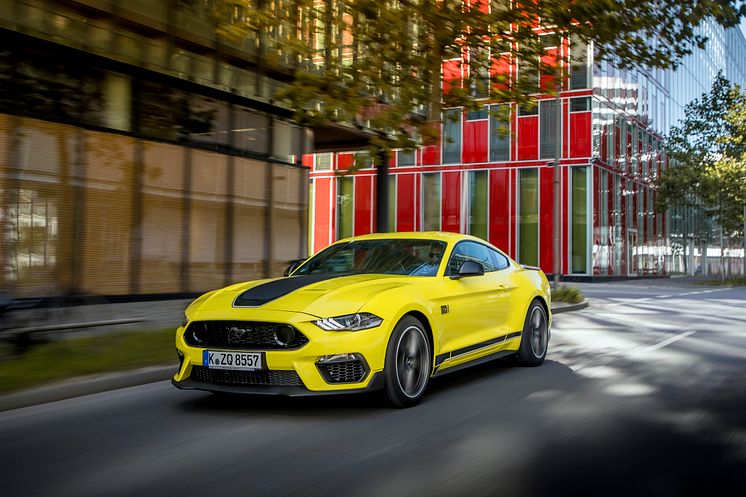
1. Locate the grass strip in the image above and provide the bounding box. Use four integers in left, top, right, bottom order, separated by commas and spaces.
552, 285, 584, 304
0, 327, 177, 394
695, 276, 746, 286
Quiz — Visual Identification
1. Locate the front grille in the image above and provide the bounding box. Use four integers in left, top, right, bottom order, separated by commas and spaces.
185, 321, 308, 350
318, 360, 367, 383
190, 366, 303, 386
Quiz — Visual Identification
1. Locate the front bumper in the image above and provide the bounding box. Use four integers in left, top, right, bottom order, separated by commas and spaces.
171, 371, 385, 397
172, 309, 390, 394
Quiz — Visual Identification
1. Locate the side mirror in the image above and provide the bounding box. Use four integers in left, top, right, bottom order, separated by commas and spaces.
283, 259, 305, 277
450, 260, 485, 279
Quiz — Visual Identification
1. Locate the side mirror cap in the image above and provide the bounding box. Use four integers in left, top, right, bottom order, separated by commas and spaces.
283, 259, 305, 277
450, 260, 485, 279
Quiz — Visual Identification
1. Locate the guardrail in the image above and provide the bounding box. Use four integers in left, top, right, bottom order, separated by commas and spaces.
0, 295, 145, 354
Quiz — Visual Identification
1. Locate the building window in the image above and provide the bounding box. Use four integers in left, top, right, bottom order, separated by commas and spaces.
315, 153, 332, 170
570, 35, 589, 90
570, 97, 590, 112
103, 72, 132, 131
355, 151, 373, 168
467, 105, 489, 121
422, 173, 441, 230
519, 168, 539, 266
613, 174, 622, 274
397, 150, 415, 166
489, 104, 511, 162
539, 99, 559, 159
571, 166, 588, 273
469, 47, 491, 99
519, 102, 538, 116
468, 170, 488, 240
443, 109, 462, 164
187, 95, 229, 145
233, 108, 270, 154
518, 46, 539, 93
337, 176, 353, 239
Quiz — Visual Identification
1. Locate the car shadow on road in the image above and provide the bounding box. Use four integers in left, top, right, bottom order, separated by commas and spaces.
174, 356, 577, 419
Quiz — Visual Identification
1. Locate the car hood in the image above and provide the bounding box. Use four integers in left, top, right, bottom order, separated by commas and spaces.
189, 273, 419, 318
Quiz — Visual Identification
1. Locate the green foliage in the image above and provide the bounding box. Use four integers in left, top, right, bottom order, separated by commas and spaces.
0, 328, 177, 394
551, 285, 584, 304
657, 73, 746, 238
207, 0, 745, 158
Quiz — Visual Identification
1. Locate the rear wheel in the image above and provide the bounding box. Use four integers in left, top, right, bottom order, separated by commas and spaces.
383, 316, 431, 408
516, 300, 549, 366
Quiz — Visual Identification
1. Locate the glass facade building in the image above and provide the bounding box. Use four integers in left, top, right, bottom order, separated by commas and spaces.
0, 0, 312, 297
309, 21, 746, 277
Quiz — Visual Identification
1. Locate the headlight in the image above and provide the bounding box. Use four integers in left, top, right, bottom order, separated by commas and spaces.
314, 313, 382, 331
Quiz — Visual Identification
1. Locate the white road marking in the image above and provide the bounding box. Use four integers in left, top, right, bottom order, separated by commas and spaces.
640, 330, 696, 353
599, 288, 730, 308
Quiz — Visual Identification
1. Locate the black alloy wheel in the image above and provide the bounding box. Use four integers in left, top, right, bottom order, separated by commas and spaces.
516, 300, 549, 366
383, 316, 431, 408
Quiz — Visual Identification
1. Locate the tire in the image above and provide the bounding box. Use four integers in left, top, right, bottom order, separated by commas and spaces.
515, 300, 549, 367
383, 316, 432, 408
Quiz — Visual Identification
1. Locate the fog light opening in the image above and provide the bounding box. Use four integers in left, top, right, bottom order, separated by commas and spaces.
317, 353, 359, 364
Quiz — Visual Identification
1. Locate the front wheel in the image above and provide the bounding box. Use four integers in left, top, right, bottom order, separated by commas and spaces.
383, 316, 432, 408
515, 300, 549, 367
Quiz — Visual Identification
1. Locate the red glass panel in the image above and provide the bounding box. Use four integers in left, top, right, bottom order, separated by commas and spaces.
569, 112, 592, 158
563, 99, 570, 158
490, 53, 511, 94
337, 153, 354, 171
442, 171, 461, 233
463, 119, 488, 163
517, 116, 538, 161
561, 166, 569, 274
397, 174, 416, 231
540, 50, 558, 91
509, 168, 517, 258
314, 178, 333, 253
540, 167, 554, 272
443, 59, 462, 97
354, 175, 373, 236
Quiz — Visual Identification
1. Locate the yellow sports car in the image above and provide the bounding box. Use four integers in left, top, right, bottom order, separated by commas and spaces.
172, 232, 552, 407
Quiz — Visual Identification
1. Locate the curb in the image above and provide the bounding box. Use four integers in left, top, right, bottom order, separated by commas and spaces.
0, 364, 176, 412
551, 299, 589, 314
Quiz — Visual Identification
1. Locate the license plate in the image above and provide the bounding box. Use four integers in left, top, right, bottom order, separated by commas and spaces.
203, 350, 262, 371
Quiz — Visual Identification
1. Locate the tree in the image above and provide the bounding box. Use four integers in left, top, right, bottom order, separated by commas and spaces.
210, 1, 744, 147
205, 0, 744, 231
657, 73, 746, 279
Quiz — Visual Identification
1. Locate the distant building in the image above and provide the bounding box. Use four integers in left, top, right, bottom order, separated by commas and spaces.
0, 0, 353, 297
309, 19, 746, 278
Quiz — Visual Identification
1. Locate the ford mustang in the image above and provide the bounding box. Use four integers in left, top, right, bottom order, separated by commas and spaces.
172, 232, 552, 407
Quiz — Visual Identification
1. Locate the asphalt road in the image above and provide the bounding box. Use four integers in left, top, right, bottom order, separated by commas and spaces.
1, 280, 745, 497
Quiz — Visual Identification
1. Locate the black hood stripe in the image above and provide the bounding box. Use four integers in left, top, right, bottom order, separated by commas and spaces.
233, 274, 347, 307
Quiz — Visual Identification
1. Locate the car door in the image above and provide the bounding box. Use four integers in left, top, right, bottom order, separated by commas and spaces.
432, 241, 511, 366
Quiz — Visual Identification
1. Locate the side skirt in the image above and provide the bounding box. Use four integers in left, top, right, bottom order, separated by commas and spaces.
431, 349, 517, 378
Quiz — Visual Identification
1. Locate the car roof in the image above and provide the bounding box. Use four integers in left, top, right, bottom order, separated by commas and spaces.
337, 231, 485, 245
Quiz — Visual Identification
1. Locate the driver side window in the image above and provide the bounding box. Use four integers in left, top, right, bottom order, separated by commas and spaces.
447, 241, 497, 275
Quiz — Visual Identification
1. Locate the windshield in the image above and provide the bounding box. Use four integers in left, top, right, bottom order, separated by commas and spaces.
294, 239, 447, 276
